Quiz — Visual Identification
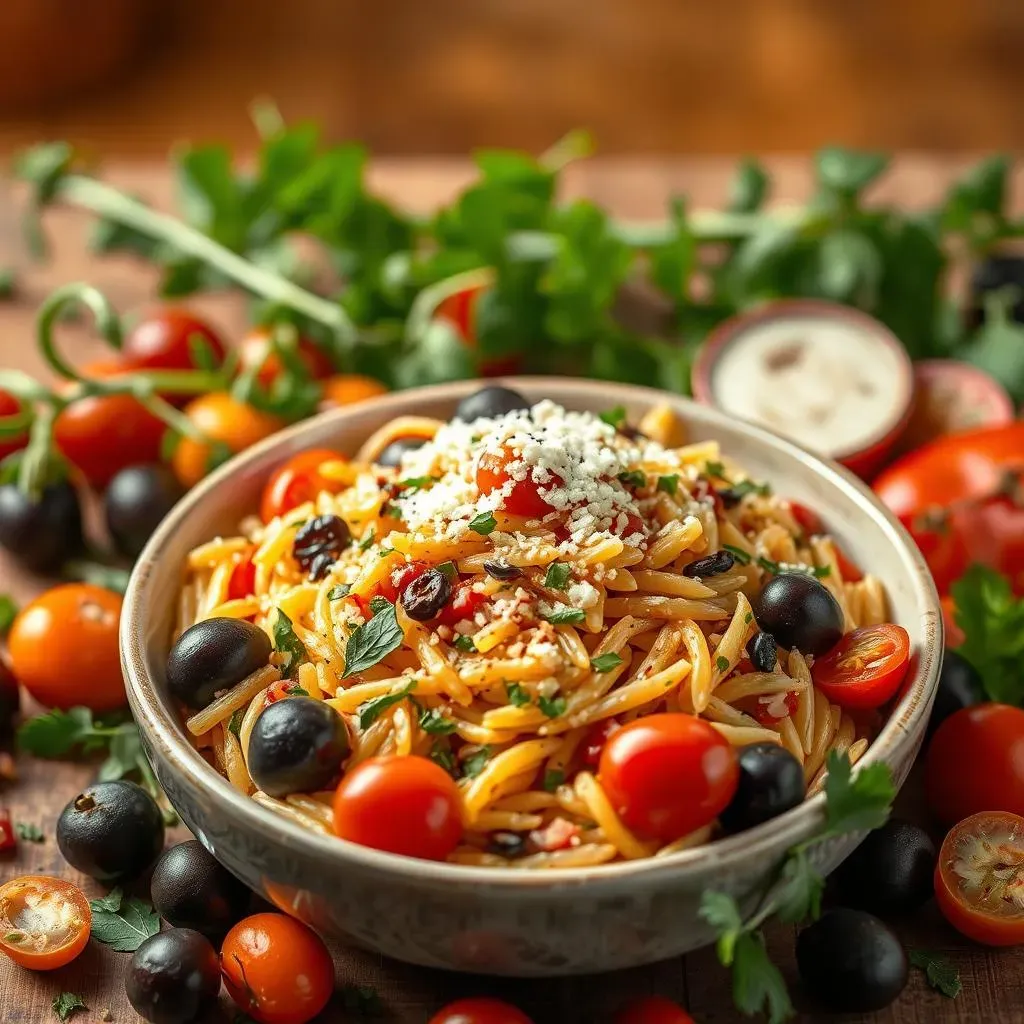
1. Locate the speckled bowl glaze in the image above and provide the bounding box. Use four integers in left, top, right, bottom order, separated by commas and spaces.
121, 379, 942, 977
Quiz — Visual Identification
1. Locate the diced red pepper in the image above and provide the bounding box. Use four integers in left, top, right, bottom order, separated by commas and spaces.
0, 808, 16, 853
228, 552, 257, 600
529, 817, 581, 852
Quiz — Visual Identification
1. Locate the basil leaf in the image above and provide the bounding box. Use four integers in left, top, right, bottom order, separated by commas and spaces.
537, 694, 566, 718
703, 460, 726, 479
656, 474, 679, 496
468, 511, 497, 536
89, 893, 160, 952
343, 602, 404, 677
368, 595, 392, 615
357, 681, 416, 729
461, 746, 492, 778
505, 682, 531, 707
272, 609, 308, 677
598, 405, 626, 429
328, 584, 351, 600
418, 706, 457, 735
590, 652, 623, 673
543, 563, 571, 590
542, 606, 585, 625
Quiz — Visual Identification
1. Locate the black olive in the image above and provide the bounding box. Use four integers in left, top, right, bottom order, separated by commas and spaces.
0, 478, 83, 573
488, 831, 528, 858
0, 656, 21, 737
248, 697, 350, 797
616, 424, 647, 441
166, 617, 271, 710
57, 780, 165, 882
682, 550, 735, 578
718, 487, 744, 509
719, 743, 804, 833
753, 573, 843, 656
377, 437, 426, 468
928, 650, 981, 739
797, 908, 908, 1013
454, 385, 530, 422
105, 464, 185, 559
150, 840, 250, 938
401, 568, 453, 621
483, 559, 523, 582
293, 514, 351, 579
747, 631, 778, 673
835, 819, 936, 916
126, 928, 221, 1024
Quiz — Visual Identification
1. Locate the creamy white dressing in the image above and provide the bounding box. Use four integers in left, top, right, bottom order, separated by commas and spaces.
711, 316, 911, 457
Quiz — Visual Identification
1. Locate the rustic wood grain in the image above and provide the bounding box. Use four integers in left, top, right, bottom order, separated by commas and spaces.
0, 158, 1021, 1022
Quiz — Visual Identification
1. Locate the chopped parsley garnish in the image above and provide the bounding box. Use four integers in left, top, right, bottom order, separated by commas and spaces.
505, 682, 531, 707
417, 705, 457, 735
543, 562, 571, 590
590, 652, 624, 673
704, 459, 726, 478
542, 769, 565, 792
542, 606, 585, 625
468, 511, 497, 536
909, 950, 962, 999
272, 609, 308, 677
656, 474, 679, 496
368, 595, 392, 615
462, 746, 492, 778
715, 655, 731, 674
452, 634, 477, 653
397, 475, 437, 491
744, 611, 753, 624
538, 694, 567, 718
284, 685, 306, 697
429, 741, 458, 776
722, 543, 753, 565
15, 822, 43, 843
724, 478, 772, 500
358, 526, 376, 551
328, 584, 351, 600
357, 681, 417, 729
617, 469, 647, 489
599, 405, 627, 429
227, 710, 244, 737
436, 560, 458, 581
342, 603, 404, 677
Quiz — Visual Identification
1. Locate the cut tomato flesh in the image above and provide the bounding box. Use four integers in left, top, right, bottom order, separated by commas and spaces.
0, 876, 91, 970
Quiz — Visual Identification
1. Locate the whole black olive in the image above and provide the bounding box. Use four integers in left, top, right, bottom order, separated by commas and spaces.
488, 831, 528, 858
835, 819, 936, 916
248, 697, 350, 797
682, 550, 735, 578
0, 478, 83, 573
753, 573, 843, 656
797, 908, 908, 1013
483, 560, 523, 582
293, 514, 351, 580
747, 631, 778, 673
150, 840, 250, 938
401, 568, 453, 621
105, 464, 185, 559
928, 650, 981, 739
0, 656, 21, 736
377, 437, 426, 468
126, 928, 221, 1024
719, 743, 804, 833
166, 617, 271, 710
454, 385, 530, 422
57, 780, 165, 882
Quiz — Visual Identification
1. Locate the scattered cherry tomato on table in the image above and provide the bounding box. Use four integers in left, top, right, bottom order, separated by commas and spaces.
123, 308, 226, 371
319, 373, 389, 409
615, 995, 696, 1024
0, 388, 28, 461
812, 624, 911, 710
428, 997, 535, 1024
260, 448, 346, 522
8, 583, 124, 711
0, 876, 91, 970
220, 912, 334, 1024
239, 328, 335, 387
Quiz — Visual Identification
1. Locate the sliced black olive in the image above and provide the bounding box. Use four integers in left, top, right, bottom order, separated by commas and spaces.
0, 656, 21, 737
454, 385, 530, 422
483, 559, 523, 582
126, 928, 221, 1024
488, 831, 528, 858
150, 840, 250, 938
105, 464, 185, 559
719, 743, 804, 833
293, 514, 351, 580
682, 550, 735, 578
753, 573, 843, 656
835, 819, 936, 916
928, 650, 981, 739
377, 437, 426, 468
166, 617, 271, 710
401, 568, 453, 621
248, 697, 350, 797
0, 478, 83, 572
56, 780, 165, 883
797, 908, 908, 1013
747, 631, 778, 673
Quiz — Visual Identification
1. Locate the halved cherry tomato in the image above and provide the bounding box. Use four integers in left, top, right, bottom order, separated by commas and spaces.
171, 392, 285, 489
811, 624, 911, 710
428, 997, 534, 1024
332, 755, 462, 860
934, 811, 1024, 946
0, 876, 91, 970
599, 713, 739, 843
260, 448, 346, 523
123, 308, 226, 371
926, 703, 1024, 825
319, 374, 388, 410
376, 560, 430, 603
221, 912, 334, 1024
8, 583, 124, 711
615, 995, 695, 1024
0, 388, 28, 462
228, 551, 257, 601
437, 582, 488, 627
476, 446, 561, 520
239, 329, 335, 388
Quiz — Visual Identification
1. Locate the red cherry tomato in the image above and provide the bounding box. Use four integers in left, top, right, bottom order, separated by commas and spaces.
221, 912, 334, 1024
239, 329, 335, 388
926, 703, 1024, 825
332, 756, 462, 860
0, 388, 28, 462
582, 720, 622, 768
260, 448, 346, 522
123, 309, 226, 371
0, 876, 91, 970
428, 997, 534, 1024
437, 582, 489, 627
476, 446, 561, 520
811, 624, 911, 710
598, 713, 739, 842
934, 811, 1024, 947
615, 995, 696, 1024
228, 551, 257, 600
376, 560, 430, 603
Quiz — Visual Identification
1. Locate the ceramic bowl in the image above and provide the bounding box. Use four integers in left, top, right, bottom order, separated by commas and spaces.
121, 378, 942, 977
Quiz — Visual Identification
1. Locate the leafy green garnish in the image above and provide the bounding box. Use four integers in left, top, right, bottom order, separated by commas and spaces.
704, 459, 726, 478
436, 560, 458, 581
89, 888, 160, 951
542, 606, 585, 625
358, 527, 376, 552
617, 470, 646, 489
543, 562, 571, 590
343, 602, 404, 677
542, 768, 564, 792
397, 475, 436, 492
755, 556, 830, 579
462, 746, 492, 778
272, 608, 308, 677
598, 405, 627, 428
357, 681, 416, 729
590, 652, 624, 673
429, 740, 458, 776
538, 694, 567, 718
368, 595, 392, 616
340, 984, 385, 1015
51, 993, 86, 1023
505, 682, 532, 707
452, 634, 476, 652
228, 709, 244, 738
715, 655, 730, 674
15, 822, 43, 843
328, 584, 351, 600
656, 474, 679, 496
723, 478, 772, 500
468, 511, 497, 536
910, 950, 962, 999
722, 544, 752, 565
417, 705, 457, 735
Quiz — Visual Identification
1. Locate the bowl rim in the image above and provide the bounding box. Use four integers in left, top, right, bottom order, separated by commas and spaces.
122, 377, 942, 891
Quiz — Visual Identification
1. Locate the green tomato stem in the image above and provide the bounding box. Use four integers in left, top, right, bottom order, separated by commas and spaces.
37, 283, 123, 381
16, 402, 57, 498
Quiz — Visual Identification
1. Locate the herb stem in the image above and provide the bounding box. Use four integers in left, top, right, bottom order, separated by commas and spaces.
16, 403, 56, 498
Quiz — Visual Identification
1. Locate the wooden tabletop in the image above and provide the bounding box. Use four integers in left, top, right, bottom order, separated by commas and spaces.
0, 157, 1020, 1024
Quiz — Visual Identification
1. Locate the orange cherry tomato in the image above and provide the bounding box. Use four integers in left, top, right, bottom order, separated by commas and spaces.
220, 912, 334, 1024
0, 388, 28, 462
934, 811, 1024, 946
319, 374, 388, 410
171, 392, 285, 489
8, 583, 124, 711
260, 449, 346, 523
615, 995, 696, 1024
428, 997, 535, 1024
0, 876, 91, 970
239, 329, 335, 388
333, 756, 462, 861
598, 713, 739, 843
811, 624, 911, 710
926, 703, 1024, 825
475, 446, 561, 520
123, 308, 226, 371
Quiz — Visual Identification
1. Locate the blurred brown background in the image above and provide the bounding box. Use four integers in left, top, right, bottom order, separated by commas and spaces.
2, 0, 1024, 157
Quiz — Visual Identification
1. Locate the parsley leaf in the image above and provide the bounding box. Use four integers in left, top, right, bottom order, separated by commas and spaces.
340, 984, 385, 1015
418, 705, 457, 735
89, 888, 160, 951
543, 562, 571, 589
722, 543, 752, 565
505, 682, 532, 707
343, 602, 404, 677
462, 746, 492, 778
51, 993, 87, 1023
910, 950, 962, 998
715, 655, 730, 674
228, 709, 244, 738
328, 584, 351, 600
429, 740, 458, 776
17, 706, 96, 757
704, 459, 726, 478
773, 847, 825, 924
822, 749, 896, 836
542, 768, 564, 792
468, 511, 497, 536
590, 652, 624, 673
272, 608, 308, 677
358, 526, 376, 551
453, 634, 476, 652
617, 469, 647, 488
368, 595, 392, 616
656, 474, 679, 496
538, 694, 566, 718
15, 822, 44, 843
357, 681, 416, 729
397, 475, 437, 492
0, 594, 17, 636
436, 560, 458, 581
542, 606, 585, 625
599, 405, 627, 429
732, 932, 794, 1024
